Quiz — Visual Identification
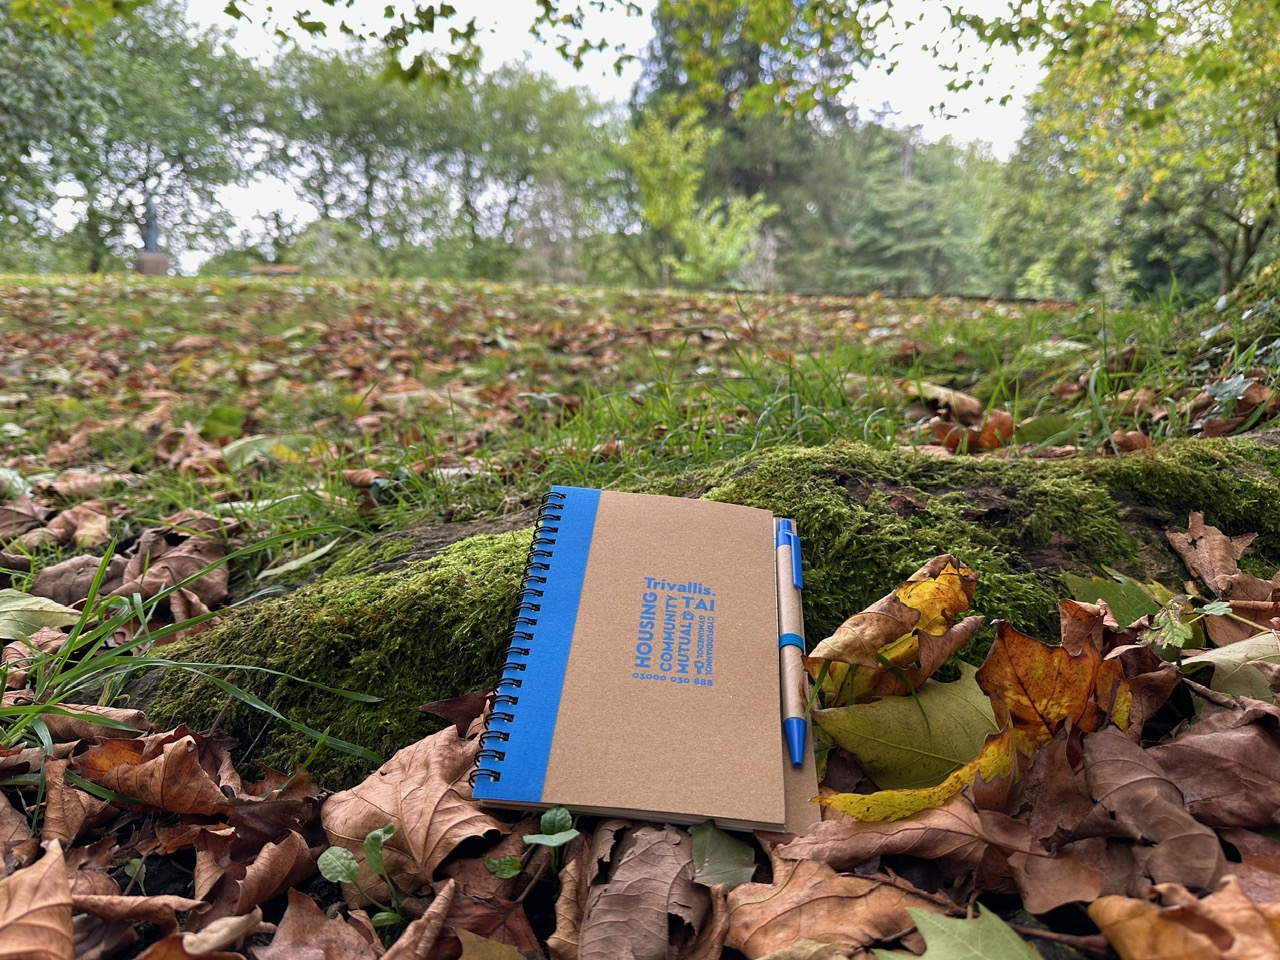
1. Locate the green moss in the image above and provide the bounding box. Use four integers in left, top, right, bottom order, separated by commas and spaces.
1085, 441, 1280, 563
147, 529, 532, 789
146, 437, 1280, 790
322, 534, 416, 579
693, 443, 1136, 652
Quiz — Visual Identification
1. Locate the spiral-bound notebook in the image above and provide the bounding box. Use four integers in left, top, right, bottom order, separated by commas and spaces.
472, 486, 818, 832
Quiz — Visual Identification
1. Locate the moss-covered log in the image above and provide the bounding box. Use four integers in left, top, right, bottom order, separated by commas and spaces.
144, 437, 1280, 789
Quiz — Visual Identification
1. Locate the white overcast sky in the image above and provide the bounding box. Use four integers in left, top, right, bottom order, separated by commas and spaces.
181, 0, 1042, 266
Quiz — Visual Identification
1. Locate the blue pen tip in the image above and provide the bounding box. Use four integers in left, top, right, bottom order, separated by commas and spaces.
784, 717, 807, 767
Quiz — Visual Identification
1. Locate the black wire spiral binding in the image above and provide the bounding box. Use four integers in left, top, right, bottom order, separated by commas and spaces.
472, 490, 566, 785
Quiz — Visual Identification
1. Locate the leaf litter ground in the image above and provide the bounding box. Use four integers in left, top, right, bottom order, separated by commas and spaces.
3, 276, 1280, 957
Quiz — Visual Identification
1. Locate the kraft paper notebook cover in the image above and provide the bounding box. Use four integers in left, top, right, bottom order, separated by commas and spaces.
472, 486, 817, 832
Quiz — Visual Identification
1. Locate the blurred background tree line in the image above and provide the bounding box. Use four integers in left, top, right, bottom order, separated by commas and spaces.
1, 0, 1276, 303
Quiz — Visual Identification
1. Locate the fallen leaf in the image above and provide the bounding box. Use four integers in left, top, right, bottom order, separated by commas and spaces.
29, 555, 128, 609
1147, 697, 1280, 830
382, 878, 456, 960
1183, 633, 1280, 702
819, 602, 1130, 822
1088, 876, 1280, 960
691, 820, 757, 891
454, 929, 525, 959
71, 728, 236, 815
808, 556, 978, 701
249, 888, 381, 959
876, 907, 1041, 959
0, 497, 50, 542
1077, 729, 1226, 893
112, 510, 238, 610
0, 840, 73, 960
726, 858, 943, 959
579, 823, 708, 960
0, 590, 79, 640
321, 727, 504, 905
813, 665, 997, 789
1168, 512, 1278, 603
547, 833, 591, 960
40, 758, 112, 845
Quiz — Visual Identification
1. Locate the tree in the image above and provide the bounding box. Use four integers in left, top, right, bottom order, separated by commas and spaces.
266, 48, 448, 259
50, 4, 266, 271
1020, 3, 1280, 296
0, 0, 97, 220
623, 108, 776, 288
818, 126, 998, 296
433, 64, 623, 280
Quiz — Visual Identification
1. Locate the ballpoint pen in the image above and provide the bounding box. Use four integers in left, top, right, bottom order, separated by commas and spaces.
775, 518, 807, 767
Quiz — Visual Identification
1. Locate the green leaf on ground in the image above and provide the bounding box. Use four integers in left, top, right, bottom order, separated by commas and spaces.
690, 820, 757, 891
525, 806, 579, 848
1182, 632, 1280, 702
813, 663, 997, 790
255, 538, 341, 579
317, 845, 361, 884
485, 855, 522, 879
200, 403, 247, 440
0, 589, 79, 640
874, 908, 1042, 958
363, 823, 395, 878
1061, 570, 1161, 629
1012, 413, 1074, 445
222, 433, 323, 472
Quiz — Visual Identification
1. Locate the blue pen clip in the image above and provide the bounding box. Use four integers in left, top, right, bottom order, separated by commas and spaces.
775, 519, 803, 589
788, 529, 803, 589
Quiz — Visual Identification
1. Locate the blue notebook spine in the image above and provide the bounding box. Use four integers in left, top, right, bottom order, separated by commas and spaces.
472, 488, 567, 785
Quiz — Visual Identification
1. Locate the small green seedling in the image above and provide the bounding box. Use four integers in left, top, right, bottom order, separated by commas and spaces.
318, 822, 403, 926
484, 805, 580, 879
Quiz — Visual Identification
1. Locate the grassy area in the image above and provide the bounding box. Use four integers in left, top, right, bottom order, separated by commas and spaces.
0, 274, 1275, 598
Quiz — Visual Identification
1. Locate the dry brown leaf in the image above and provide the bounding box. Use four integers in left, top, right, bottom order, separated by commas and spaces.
0, 793, 29, 851
929, 408, 1015, 452
1089, 876, 1280, 960
133, 935, 245, 960
778, 792, 989, 872
197, 829, 316, 925
547, 833, 591, 960
1109, 429, 1154, 453
321, 727, 504, 904
38, 470, 135, 500
72, 893, 208, 935
579, 823, 707, 960
0, 496, 50, 542
685, 882, 730, 960
63, 840, 118, 900
2, 625, 66, 690
0, 840, 73, 960
71, 728, 236, 816
1077, 729, 1225, 894
249, 888, 381, 960
1168, 512, 1277, 602
438, 816, 539, 900
1222, 829, 1280, 904
381, 878, 456, 960
755, 942, 860, 960
30, 555, 127, 609
725, 859, 942, 959
40, 703, 150, 743
113, 510, 237, 609
42, 500, 113, 549
40, 758, 112, 845
1147, 698, 1280, 830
